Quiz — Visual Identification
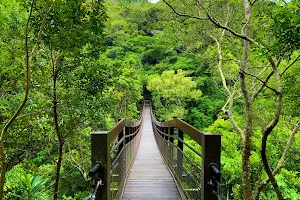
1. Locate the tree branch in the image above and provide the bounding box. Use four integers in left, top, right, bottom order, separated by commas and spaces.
51, 53, 63, 200
1, 1, 53, 139
240, 69, 278, 95
163, 0, 208, 21
63, 121, 83, 139
280, 54, 300, 76
31, 4, 53, 56
221, 98, 230, 112
211, 35, 244, 137
197, 0, 261, 46
163, 0, 265, 48
251, 0, 258, 6
252, 71, 274, 100
15, 109, 50, 120
48, 150, 58, 164
0, 1, 38, 198
221, 58, 241, 63
66, 147, 89, 182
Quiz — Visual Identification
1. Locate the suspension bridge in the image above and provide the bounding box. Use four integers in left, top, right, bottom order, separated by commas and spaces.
89, 100, 221, 200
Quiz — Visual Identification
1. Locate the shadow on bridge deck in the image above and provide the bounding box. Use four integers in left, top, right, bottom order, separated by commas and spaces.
122, 107, 181, 200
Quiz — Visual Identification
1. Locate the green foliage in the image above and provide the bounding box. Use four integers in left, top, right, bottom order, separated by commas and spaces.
6, 166, 49, 199
31, 0, 106, 55
281, 52, 300, 117
271, 0, 300, 56
147, 70, 201, 120
1, 0, 300, 199
275, 169, 300, 200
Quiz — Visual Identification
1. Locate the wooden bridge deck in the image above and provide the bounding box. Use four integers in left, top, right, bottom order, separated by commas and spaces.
122, 107, 181, 200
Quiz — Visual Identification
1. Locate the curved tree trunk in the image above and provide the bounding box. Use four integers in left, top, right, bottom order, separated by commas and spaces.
0, 2, 34, 196
259, 59, 284, 199
254, 123, 299, 199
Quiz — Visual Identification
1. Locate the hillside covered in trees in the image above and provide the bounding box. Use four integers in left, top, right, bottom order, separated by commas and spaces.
0, 0, 299, 199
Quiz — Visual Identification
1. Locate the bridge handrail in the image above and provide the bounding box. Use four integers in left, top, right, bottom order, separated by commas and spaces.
156, 128, 202, 157
106, 117, 143, 143
90, 102, 144, 200
151, 107, 215, 145
150, 101, 221, 200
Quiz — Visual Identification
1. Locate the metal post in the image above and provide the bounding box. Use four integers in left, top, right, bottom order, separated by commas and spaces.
117, 119, 126, 185
125, 127, 130, 144
132, 127, 135, 140
118, 119, 124, 154
178, 129, 183, 151
91, 132, 111, 200
125, 126, 130, 171
129, 127, 132, 160
201, 134, 221, 200
177, 129, 183, 177
170, 127, 174, 143
170, 127, 174, 168
161, 127, 166, 155
134, 127, 137, 137
164, 127, 169, 161
165, 127, 169, 141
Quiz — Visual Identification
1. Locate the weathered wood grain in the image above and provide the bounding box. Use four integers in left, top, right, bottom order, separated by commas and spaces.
122, 107, 181, 200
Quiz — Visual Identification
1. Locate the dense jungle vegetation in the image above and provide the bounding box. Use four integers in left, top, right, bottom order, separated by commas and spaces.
0, 0, 299, 199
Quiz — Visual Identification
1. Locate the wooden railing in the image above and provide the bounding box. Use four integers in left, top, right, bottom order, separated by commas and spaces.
89, 100, 221, 200
150, 101, 221, 200
90, 105, 144, 200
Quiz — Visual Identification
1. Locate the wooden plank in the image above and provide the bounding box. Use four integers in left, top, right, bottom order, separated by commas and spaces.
122, 107, 181, 200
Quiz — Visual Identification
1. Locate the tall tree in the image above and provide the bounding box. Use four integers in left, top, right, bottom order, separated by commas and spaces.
31, 1, 107, 198
162, 0, 300, 199
0, 0, 52, 198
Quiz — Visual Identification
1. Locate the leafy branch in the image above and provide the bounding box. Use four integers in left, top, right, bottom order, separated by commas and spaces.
163, 0, 208, 20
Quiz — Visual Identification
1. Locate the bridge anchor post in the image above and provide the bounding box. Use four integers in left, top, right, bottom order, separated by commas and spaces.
201, 134, 221, 200
91, 132, 111, 200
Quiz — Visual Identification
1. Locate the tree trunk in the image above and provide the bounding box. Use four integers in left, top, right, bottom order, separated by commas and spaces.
260, 59, 284, 199
52, 63, 64, 200
240, 1, 253, 199
53, 143, 63, 200
254, 123, 299, 200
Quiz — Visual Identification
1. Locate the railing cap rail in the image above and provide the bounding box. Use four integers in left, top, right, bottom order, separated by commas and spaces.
151, 106, 220, 145
92, 109, 144, 144
92, 131, 109, 134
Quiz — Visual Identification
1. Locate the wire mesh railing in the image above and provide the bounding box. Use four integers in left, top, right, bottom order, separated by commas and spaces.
110, 123, 142, 199
150, 103, 221, 200
89, 104, 144, 200
154, 126, 202, 199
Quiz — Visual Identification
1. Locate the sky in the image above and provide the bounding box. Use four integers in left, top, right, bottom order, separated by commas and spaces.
148, 0, 160, 4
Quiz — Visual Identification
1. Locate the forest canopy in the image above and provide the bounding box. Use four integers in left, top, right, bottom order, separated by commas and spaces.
0, 0, 299, 199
